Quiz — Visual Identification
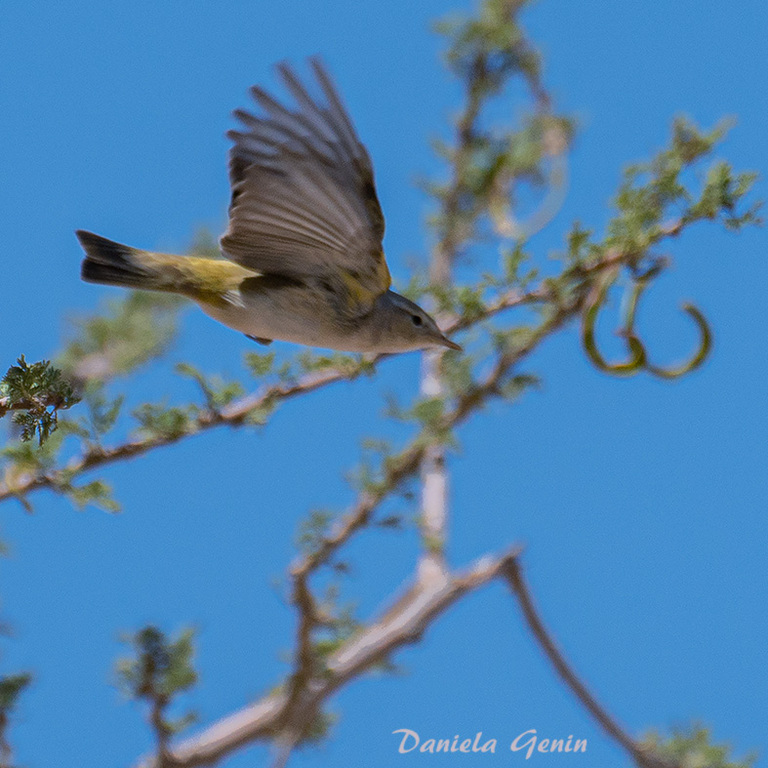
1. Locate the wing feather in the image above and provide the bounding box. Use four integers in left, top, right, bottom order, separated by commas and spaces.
220, 58, 389, 311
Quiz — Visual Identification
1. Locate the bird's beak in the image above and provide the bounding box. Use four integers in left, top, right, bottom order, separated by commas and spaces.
438, 335, 462, 351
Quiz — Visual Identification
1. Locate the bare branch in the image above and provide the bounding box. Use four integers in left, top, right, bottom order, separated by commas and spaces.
502, 558, 677, 768
281, 573, 322, 732
268, 735, 299, 768
139, 524, 678, 768
418, 55, 484, 578
149, 694, 175, 768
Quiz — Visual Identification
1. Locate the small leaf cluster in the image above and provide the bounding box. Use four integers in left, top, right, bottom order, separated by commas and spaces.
1, 425, 67, 483
0, 420, 121, 513
0, 356, 79, 444
436, 0, 540, 90
243, 350, 277, 378
44, 383, 125, 448
244, 349, 374, 384
299, 709, 338, 747
642, 725, 756, 768
296, 351, 375, 379
176, 363, 244, 412
295, 509, 335, 557
428, 0, 576, 257
63, 479, 120, 513
116, 626, 198, 739
0, 672, 32, 765
0, 673, 31, 716
65, 383, 125, 448
132, 402, 198, 442
540, 118, 761, 380
606, 117, 760, 262
58, 291, 183, 384
309, 586, 362, 666
552, 118, 760, 286
689, 161, 761, 229
345, 452, 390, 498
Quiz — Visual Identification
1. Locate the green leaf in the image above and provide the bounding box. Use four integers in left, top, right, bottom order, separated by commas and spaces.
410, 396, 446, 428
116, 625, 197, 737
296, 351, 370, 378
176, 362, 245, 411
132, 403, 194, 441
296, 509, 335, 555
243, 351, 276, 378
299, 709, 338, 746
66, 480, 121, 513
0, 356, 80, 444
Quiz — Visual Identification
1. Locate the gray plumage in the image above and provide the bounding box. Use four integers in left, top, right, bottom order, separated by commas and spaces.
76, 58, 461, 354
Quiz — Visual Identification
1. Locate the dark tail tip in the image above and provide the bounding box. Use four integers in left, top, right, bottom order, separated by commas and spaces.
76, 230, 149, 288
76, 230, 131, 264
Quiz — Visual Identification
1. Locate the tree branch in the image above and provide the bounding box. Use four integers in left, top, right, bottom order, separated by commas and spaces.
137, 537, 682, 768
0, 395, 61, 419
417, 0, 564, 578
134, 547, 523, 768
502, 558, 677, 768
161, 304, 577, 768
288, 293, 574, 589
0, 711, 11, 768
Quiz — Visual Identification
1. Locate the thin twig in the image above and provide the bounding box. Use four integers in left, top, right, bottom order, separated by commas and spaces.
0, 395, 60, 418
0, 712, 11, 768
149, 693, 176, 768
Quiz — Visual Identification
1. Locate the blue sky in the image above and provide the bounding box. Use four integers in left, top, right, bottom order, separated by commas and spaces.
1, 1, 766, 767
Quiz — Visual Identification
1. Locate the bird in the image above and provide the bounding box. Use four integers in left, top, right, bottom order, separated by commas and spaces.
76, 58, 461, 354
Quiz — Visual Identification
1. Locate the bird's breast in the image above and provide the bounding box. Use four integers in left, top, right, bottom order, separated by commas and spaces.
195, 280, 377, 352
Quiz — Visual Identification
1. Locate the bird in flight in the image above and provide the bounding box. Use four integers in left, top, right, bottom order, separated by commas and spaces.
76, 59, 460, 354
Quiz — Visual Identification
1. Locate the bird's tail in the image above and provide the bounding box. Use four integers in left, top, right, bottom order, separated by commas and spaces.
77, 230, 172, 291
76, 229, 254, 304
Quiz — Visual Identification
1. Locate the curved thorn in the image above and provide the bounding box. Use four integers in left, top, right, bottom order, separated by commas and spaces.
581, 270, 646, 376
646, 302, 712, 379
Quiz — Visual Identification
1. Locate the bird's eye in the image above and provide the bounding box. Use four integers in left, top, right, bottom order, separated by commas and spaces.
411, 315, 423, 326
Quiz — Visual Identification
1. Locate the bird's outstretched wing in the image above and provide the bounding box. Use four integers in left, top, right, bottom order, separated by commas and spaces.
220, 58, 390, 314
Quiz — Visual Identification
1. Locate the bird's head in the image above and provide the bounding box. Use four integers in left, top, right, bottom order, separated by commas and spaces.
372, 291, 462, 353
